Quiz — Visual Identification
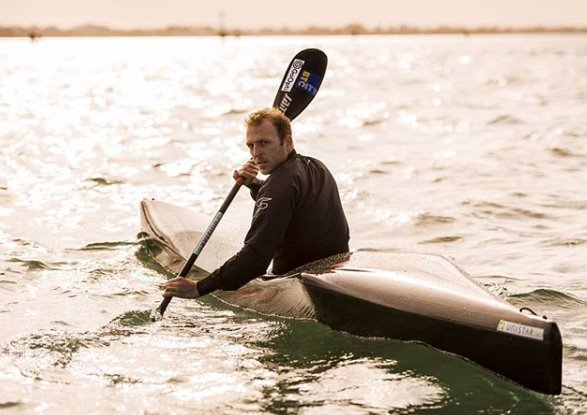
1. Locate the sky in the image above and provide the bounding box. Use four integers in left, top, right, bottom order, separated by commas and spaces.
1, 0, 586, 29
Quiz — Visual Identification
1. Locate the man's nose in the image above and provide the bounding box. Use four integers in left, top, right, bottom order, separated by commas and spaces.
251, 145, 262, 157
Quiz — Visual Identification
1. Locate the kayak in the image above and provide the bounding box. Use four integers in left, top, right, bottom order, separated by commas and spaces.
139, 199, 562, 395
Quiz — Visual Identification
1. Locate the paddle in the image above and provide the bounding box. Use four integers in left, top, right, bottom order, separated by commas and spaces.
151, 48, 328, 321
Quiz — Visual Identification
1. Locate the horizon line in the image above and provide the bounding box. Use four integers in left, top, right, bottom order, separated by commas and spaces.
1, 23, 587, 38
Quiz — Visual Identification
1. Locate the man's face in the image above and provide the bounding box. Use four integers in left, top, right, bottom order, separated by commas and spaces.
246, 120, 292, 174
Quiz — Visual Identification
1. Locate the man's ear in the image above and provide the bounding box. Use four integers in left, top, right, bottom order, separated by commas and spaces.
285, 134, 293, 151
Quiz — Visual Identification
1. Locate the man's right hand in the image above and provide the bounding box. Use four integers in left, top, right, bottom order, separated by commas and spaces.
233, 159, 259, 187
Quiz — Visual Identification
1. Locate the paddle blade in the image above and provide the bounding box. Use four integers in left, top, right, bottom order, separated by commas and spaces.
273, 48, 327, 121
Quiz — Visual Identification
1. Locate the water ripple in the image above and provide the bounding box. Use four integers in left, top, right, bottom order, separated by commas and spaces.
544, 238, 587, 247
85, 177, 124, 187
508, 289, 586, 308
465, 200, 552, 220
0, 401, 22, 409
487, 114, 523, 125
6, 257, 62, 271
419, 236, 463, 244
414, 213, 456, 226
79, 241, 137, 251
551, 147, 586, 158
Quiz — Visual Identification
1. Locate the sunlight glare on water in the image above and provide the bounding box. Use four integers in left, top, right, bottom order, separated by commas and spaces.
0, 35, 586, 414
295, 361, 446, 413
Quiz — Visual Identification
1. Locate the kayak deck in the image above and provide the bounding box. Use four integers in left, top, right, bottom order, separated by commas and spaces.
139, 199, 562, 394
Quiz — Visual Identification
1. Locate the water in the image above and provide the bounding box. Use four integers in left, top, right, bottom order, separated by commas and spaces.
1, 34, 586, 414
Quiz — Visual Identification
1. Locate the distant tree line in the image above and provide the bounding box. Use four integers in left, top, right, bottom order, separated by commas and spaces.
1, 24, 586, 38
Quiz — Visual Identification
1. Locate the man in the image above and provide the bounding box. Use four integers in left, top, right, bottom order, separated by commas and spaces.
163, 107, 349, 300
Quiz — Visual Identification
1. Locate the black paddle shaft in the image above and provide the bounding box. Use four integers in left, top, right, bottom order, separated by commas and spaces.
151, 48, 328, 321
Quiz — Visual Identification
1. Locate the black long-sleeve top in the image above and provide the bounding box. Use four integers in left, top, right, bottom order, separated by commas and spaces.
197, 150, 349, 295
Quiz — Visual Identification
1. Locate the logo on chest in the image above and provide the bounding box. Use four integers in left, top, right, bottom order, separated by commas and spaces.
256, 197, 272, 210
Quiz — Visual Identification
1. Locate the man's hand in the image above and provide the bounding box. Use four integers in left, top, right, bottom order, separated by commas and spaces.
163, 277, 200, 299
233, 159, 259, 187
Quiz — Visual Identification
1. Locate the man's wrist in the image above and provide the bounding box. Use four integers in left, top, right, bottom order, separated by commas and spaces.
196, 275, 218, 297
192, 281, 200, 298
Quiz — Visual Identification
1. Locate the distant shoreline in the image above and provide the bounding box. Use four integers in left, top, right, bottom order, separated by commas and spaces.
2, 24, 587, 38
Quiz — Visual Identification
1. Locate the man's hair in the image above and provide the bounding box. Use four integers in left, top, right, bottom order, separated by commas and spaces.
245, 108, 292, 144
